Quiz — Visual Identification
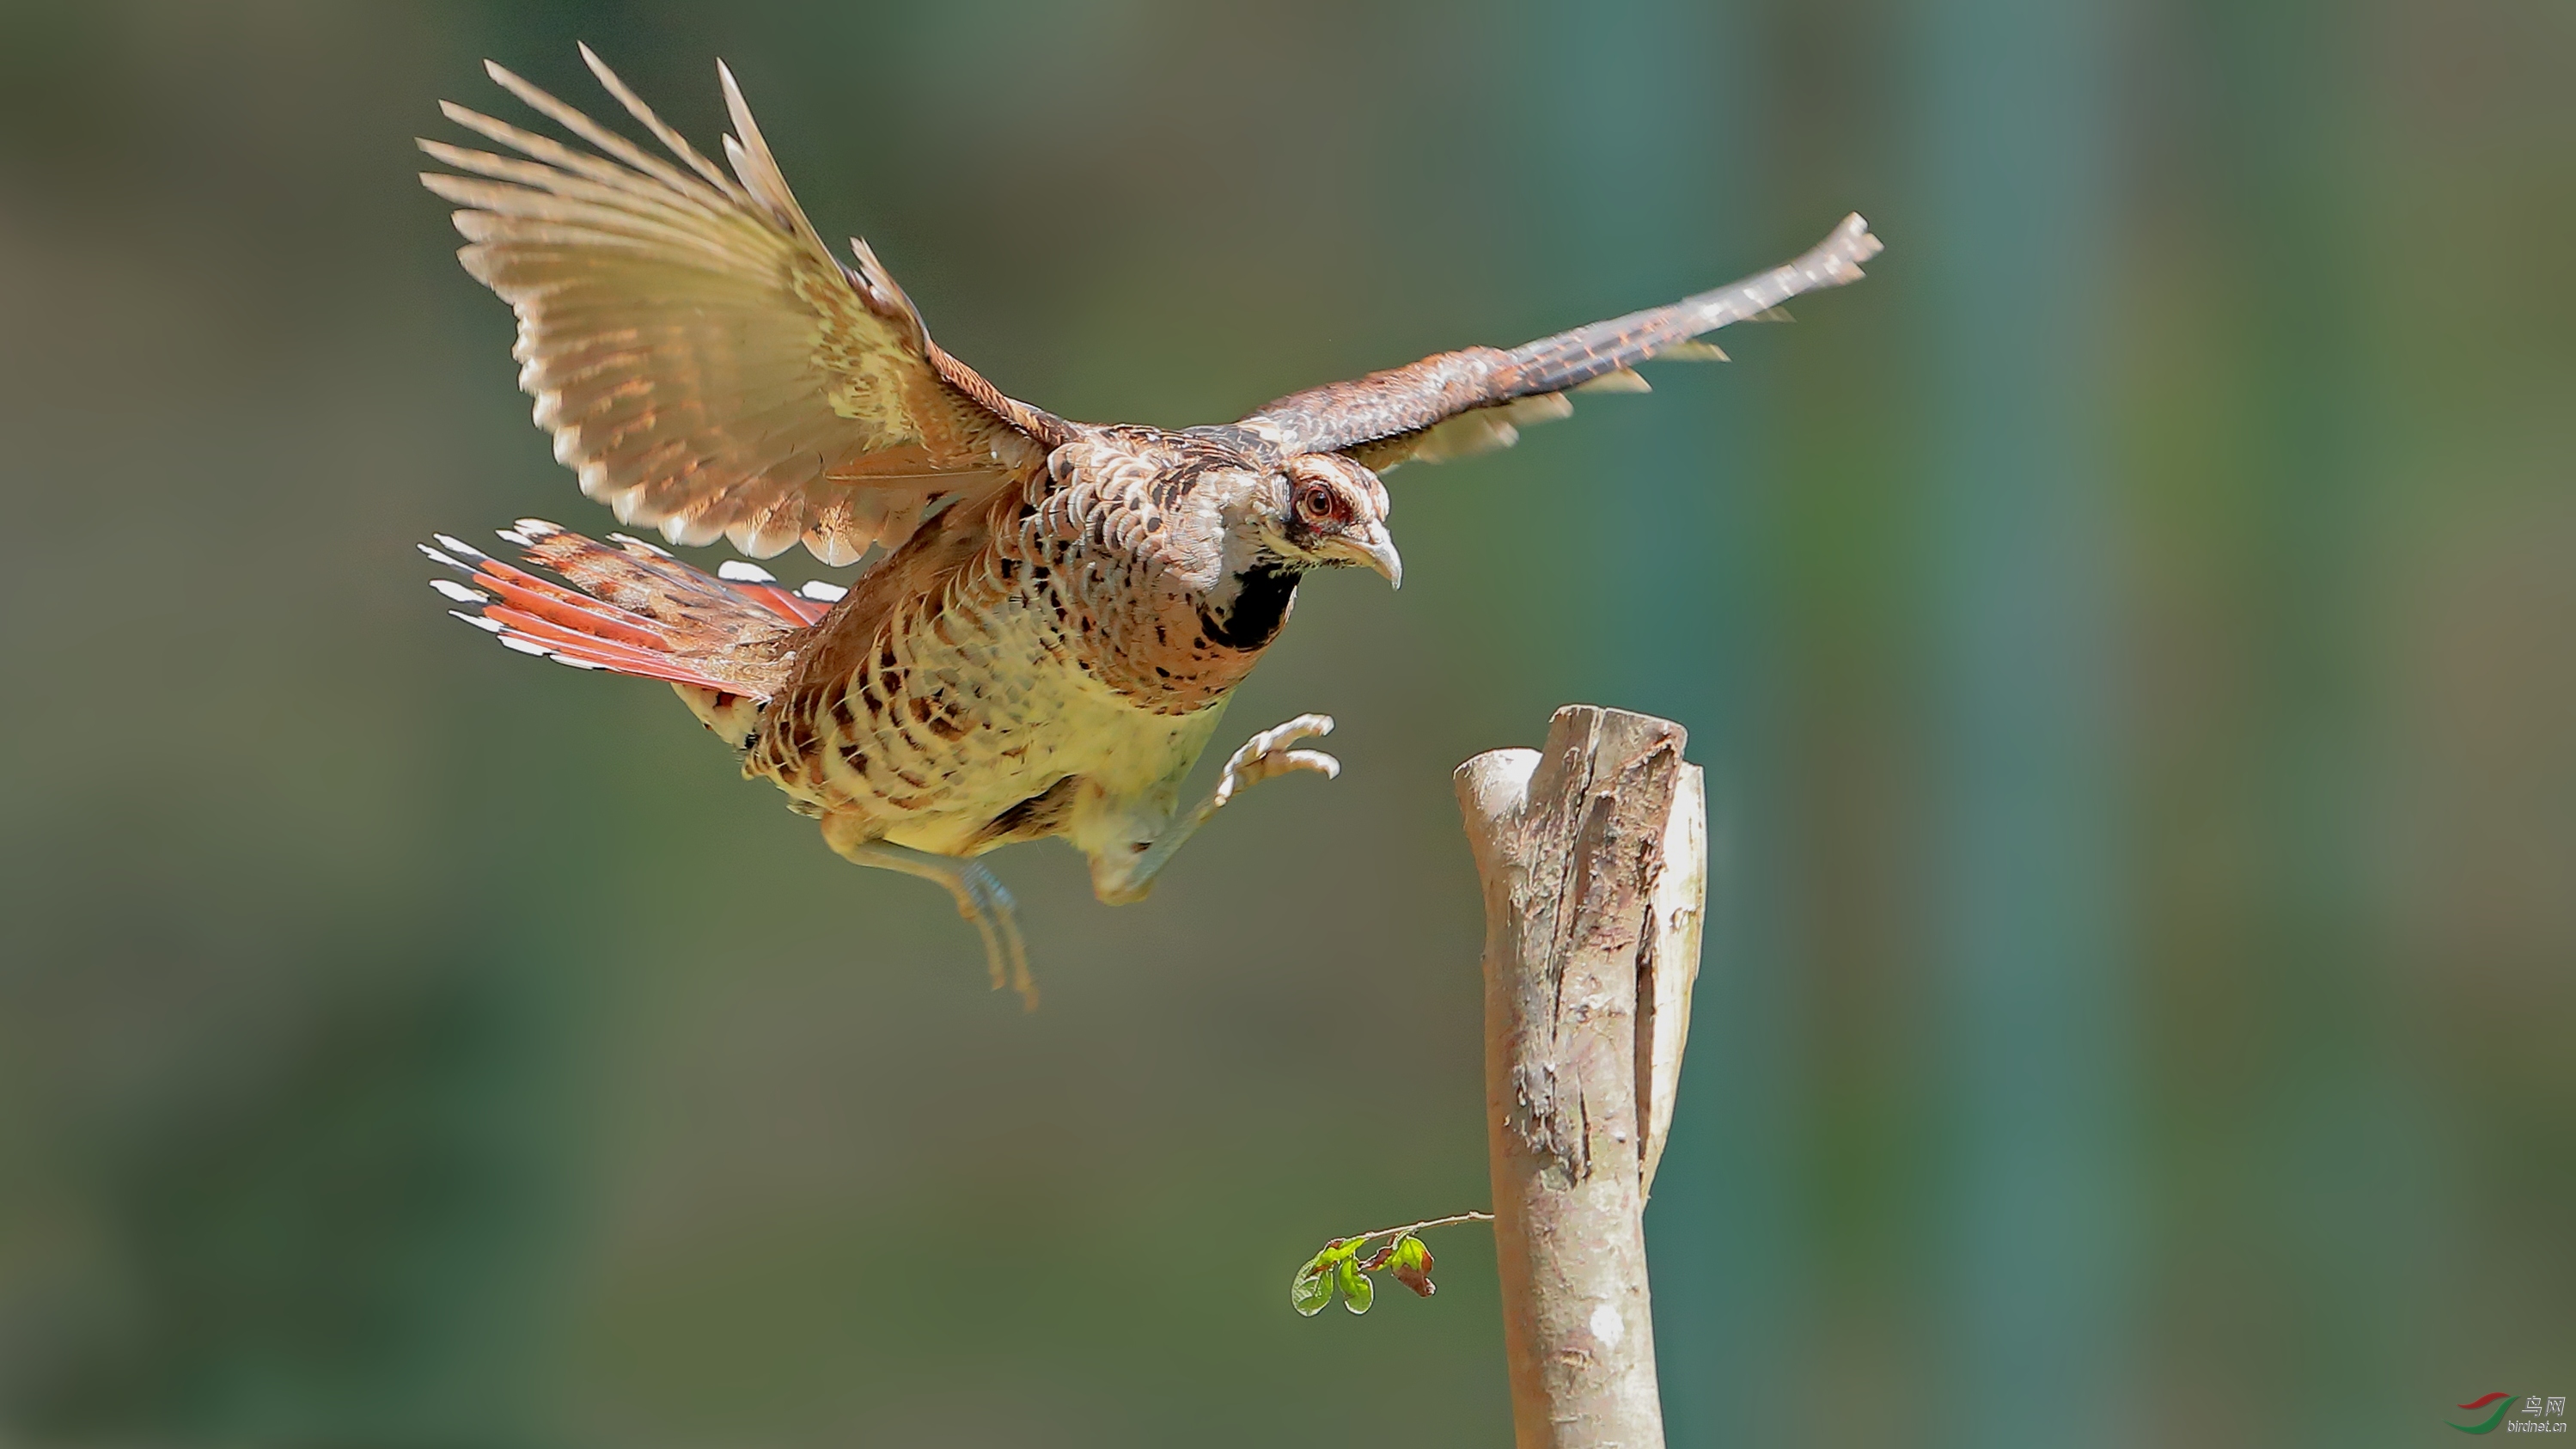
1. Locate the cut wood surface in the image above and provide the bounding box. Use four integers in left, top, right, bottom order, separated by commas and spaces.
1457, 705, 1706, 1449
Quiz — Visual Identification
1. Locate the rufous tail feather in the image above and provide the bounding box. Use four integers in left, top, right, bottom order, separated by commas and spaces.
418, 518, 844, 701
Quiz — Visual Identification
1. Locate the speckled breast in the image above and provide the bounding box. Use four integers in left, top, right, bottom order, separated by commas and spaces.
742, 489, 1276, 855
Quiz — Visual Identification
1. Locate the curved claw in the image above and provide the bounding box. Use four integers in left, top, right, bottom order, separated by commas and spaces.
1215, 712, 1338, 805
1273, 749, 1341, 781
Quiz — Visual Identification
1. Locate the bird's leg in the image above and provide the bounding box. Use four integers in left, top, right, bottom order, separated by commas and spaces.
822, 823, 1036, 1009
1092, 713, 1340, 906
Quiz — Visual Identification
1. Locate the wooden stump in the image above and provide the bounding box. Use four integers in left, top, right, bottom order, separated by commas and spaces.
1457, 706, 1706, 1449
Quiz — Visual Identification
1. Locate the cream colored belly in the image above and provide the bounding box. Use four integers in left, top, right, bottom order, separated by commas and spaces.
874, 676, 1226, 857
792, 588, 1230, 859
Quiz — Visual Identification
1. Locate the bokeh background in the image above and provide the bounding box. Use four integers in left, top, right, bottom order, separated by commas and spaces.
1, 1, 2567, 1445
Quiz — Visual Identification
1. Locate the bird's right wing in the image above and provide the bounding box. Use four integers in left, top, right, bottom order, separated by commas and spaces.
421, 48, 1071, 565
1242, 214, 1882, 470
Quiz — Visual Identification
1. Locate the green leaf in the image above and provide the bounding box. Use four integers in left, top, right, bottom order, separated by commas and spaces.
1387, 1235, 1437, 1298
1291, 1252, 1336, 1317
1338, 1256, 1374, 1314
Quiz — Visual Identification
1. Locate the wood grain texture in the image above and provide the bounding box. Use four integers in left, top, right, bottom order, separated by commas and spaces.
1457, 705, 1706, 1449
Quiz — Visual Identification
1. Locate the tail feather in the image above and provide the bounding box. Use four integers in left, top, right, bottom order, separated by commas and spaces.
711, 557, 834, 627
734, 583, 831, 625
434, 541, 676, 649
423, 519, 829, 699
467, 603, 724, 686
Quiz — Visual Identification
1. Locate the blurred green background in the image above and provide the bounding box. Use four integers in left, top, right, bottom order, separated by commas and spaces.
1, 1, 2567, 1445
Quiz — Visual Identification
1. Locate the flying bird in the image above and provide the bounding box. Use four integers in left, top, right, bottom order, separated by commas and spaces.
417, 50, 1880, 1006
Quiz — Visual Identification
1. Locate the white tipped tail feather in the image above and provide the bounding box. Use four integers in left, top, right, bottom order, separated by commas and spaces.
419, 520, 845, 700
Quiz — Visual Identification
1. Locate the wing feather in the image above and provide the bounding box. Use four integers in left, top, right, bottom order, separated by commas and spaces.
574, 44, 739, 196
1248, 214, 1881, 469
423, 53, 1071, 563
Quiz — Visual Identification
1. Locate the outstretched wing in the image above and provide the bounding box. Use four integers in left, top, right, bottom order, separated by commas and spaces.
1243, 214, 1882, 470
421, 48, 1071, 565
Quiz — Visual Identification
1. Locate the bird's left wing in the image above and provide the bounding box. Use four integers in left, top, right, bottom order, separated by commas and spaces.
1241, 215, 1881, 471
421, 49, 1071, 565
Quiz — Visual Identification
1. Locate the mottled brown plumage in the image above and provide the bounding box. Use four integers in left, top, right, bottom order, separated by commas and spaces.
418, 52, 1879, 1004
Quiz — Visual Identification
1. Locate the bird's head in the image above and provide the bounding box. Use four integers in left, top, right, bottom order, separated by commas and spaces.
1254, 453, 1401, 588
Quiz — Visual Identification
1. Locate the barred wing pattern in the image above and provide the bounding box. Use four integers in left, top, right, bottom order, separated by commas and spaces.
420, 48, 1068, 565
1245, 213, 1883, 470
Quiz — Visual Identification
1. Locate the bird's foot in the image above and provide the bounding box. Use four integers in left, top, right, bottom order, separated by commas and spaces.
943, 860, 1035, 1010
1212, 713, 1340, 809
824, 828, 1038, 1010
1086, 713, 1342, 907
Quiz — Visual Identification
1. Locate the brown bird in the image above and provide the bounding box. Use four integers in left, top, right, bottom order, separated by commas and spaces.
418, 50, 1880, 1005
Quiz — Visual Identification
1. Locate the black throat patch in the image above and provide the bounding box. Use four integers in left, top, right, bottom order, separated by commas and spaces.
1200, 563, 1300, 651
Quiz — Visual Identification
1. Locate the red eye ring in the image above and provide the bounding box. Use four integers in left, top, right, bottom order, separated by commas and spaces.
1297, 482, 1340, 523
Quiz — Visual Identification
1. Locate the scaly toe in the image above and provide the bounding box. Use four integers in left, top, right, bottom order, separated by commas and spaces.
1004, 922, 1037, 1012
1260, 713, 1334, 752
966, 910, 1010, 993
954, 867, 1022, 994
1281, 749, 1340, 780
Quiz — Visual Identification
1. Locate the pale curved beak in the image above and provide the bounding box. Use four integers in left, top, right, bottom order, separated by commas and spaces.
1337, 524, 1404, 589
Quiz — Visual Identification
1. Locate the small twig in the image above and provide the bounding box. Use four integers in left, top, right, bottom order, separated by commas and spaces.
1328, 1210, 1493, 1249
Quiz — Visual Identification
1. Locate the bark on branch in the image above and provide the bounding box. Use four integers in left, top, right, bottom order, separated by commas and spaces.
1457, 705, 1706, 1449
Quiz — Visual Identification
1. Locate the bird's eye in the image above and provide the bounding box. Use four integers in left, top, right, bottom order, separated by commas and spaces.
1297, 483, 1340, 523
